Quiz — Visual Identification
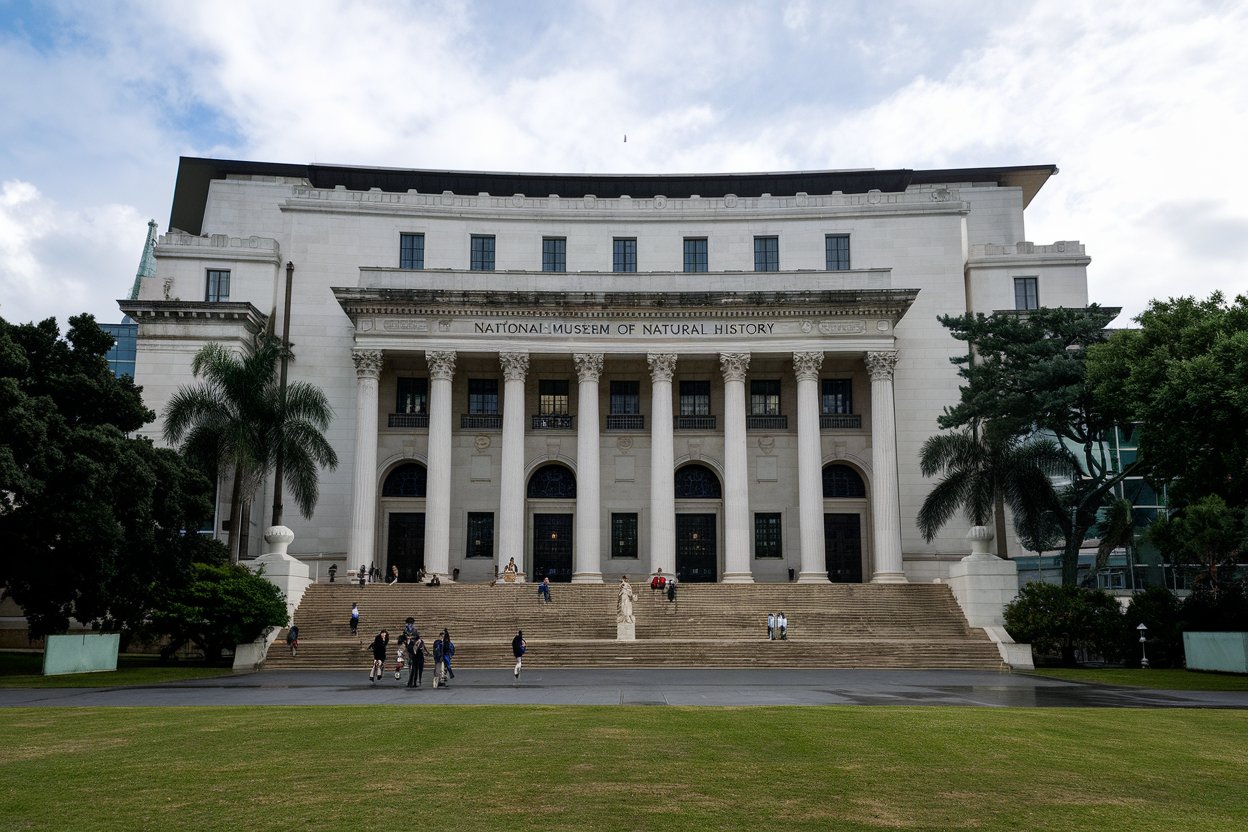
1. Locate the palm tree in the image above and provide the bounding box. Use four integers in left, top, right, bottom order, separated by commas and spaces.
918, 422, 1073, 556
163, 338, 338, 563
1096, 496, 1136, 579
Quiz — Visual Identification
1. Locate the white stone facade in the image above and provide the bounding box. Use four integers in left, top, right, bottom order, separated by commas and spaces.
120, 159, 1091, 585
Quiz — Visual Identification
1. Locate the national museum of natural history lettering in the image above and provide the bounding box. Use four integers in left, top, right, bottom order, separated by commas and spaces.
120, 157, 1090, 586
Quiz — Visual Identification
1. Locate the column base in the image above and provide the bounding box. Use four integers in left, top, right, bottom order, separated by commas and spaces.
796, 571, 829, 584
721, 572, 755, 584
871, 571, 908, 584
571, 572, 603, 584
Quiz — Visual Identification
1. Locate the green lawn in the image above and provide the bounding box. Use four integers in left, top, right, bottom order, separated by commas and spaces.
0, 651, 230, 688
1, 707, 1245, 831
1030, 666, 1248, 691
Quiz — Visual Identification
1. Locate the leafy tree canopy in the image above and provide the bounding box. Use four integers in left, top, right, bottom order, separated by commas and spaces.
0, 314, 214, 638
1003, 582, 1124, 666
150, 560, 289, 663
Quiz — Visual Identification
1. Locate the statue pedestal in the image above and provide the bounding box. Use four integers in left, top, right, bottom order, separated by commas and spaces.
616, 621, 636, 641
946, 526, 1033, 670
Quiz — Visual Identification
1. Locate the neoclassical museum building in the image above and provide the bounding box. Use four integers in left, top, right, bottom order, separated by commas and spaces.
121, 158, 1091, 585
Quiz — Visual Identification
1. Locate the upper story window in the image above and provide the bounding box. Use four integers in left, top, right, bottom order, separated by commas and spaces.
470, 235, 495, 271
539, 379, 570, 415
754, 513, 783, 558
683, 238, 708, 273
396, 377, 428, 414
468, 379, 499, 414
1014, 276, 1039, 310
825, 234, 850, 270
611, 513, 639, 559
754, 236, 779, 272
466, 512, 494, 558
542, 237, 566, 272
821, 379, 853, 414
400, 233, 425, 269
750, 379, 781, 416
613, 238, 637, 273
205, 269, 230, 302
679, 380, 711, 416
610, 381, 640, 415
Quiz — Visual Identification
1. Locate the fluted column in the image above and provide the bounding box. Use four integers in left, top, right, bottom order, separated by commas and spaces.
647, 353, 677, 576
573, 353, 604, 583
866, 350, 906, 583
498, 352, 529, 577
348, 349, 383, 573
424, 350, 456, 579
794, 351, 828, 583
720, 352, 753, 583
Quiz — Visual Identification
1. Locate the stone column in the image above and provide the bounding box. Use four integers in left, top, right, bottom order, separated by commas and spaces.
720, 352, 753, 583
866, 350, 906, 583
573, 353, 604, 583
497, 352, 529, 578
348, 349, 382, 574
424, 350, 456, 579
647, 353, 677, 576
794, 351, 828, 583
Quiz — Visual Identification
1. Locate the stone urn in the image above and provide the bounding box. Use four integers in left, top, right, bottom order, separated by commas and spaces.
964, 525, 996, 561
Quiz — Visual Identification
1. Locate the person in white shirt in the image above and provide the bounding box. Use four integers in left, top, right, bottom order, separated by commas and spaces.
778, 612, 788, 640
767, 612, 775, 640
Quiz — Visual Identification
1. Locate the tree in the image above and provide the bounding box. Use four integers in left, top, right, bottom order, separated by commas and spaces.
1003, 582, 1124, 665
1088, 292, 1248, 509
1123, 587, 1183, 668
162, 338, 339, 563
917, 422, 1071, 555
0, 314, 214, 638
1147, 495, 1245, 591
937, 305, 1133, 584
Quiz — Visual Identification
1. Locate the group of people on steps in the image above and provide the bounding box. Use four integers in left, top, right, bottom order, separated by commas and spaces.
366, 620, 457, 688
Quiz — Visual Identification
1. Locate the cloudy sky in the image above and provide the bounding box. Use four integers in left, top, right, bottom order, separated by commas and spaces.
1, 0, 1245, 329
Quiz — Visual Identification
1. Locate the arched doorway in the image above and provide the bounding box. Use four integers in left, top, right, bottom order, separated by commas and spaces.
675, 463, 721, 582
382, 462, 427, 582
527, 464, 576, 582
823, 463, 867, 583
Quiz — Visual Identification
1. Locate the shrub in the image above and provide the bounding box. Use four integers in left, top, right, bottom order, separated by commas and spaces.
150, 562, 288, 663
1005, 582, 1124, 665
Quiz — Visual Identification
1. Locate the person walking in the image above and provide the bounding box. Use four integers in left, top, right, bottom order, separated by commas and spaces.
367, 630, 388, 683
285, 624, 299, 656
441, 629, 456, 680
349, 603, 360, 639
538, 576, 552, 603
406, 629, 426, 688
666, 573, 678, 603
511, 629, 526, 679
767, 612, 775, 640
431, 635, 445, 688
778, 611, 788, 640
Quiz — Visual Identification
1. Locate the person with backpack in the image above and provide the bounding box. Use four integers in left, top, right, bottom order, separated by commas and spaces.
406, 629, 427, 688
441, 629, 456, 680
431, 636, 446, 688
349, 603, 360, 639
285, 624, 299, 656
512, 629, 526, 679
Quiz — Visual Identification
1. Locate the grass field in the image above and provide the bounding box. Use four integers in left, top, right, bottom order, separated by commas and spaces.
1029, 667, 1248, 691
2, 706, 1245, 831
0, 652, 230, 688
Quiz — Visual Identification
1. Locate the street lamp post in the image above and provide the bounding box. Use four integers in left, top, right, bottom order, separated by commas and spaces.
1137, 622, 1150, 669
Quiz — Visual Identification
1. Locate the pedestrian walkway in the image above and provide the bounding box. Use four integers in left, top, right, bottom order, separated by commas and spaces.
2, 668, 1245, 708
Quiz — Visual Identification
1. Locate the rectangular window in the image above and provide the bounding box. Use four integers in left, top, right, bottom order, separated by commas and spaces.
466, 513, 494, 558
750, 380, 781, 416
821, 379, 853, 415
679, 380, 711, 416
683, 238, 708, 273
542, 237, 566, 272
396, 377, 428, 414
468, 379, 499, 415
470, 235, 495, 271
610, 381, 640, 415
399, 233, 425, 269
611, 513, 639, 559
613, 238, 637, 273
754, 236, 779, 272
754, 513, 783, 558
825, 234, 850, 270
538, 379, 570, 415
1014, 276, 1039, 310
205, 269, 230, 302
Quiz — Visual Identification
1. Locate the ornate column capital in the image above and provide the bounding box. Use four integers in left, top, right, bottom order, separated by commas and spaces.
865, 350, 899, 381
719, 352, 751, 383
499, 351, 530, 382
426, 350, 457, 381
351, 349, 383, 380
573, 353, 605, 383
792, 351, 824, 382
647, 353, 677, 383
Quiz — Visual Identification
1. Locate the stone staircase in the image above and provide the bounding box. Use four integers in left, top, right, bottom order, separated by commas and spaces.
264, 581, 1006, 670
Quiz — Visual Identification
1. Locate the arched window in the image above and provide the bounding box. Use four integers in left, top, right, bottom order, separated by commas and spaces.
822, 463, 866, 498
527, 464, 577, 499
674, 464, 722, 499
382, 463, 427, 497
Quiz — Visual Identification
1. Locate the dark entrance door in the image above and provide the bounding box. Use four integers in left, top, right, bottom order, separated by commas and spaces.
825, 513, 863, 583
387, 512, 425, 582
676, 514, 717, 582
532, 513, 573, 582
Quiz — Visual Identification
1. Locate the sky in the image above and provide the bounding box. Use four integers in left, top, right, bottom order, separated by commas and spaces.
1, 0, 1246, 329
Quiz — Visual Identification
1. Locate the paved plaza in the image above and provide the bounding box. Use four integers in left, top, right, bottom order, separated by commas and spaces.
2, 668, 1245, 708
